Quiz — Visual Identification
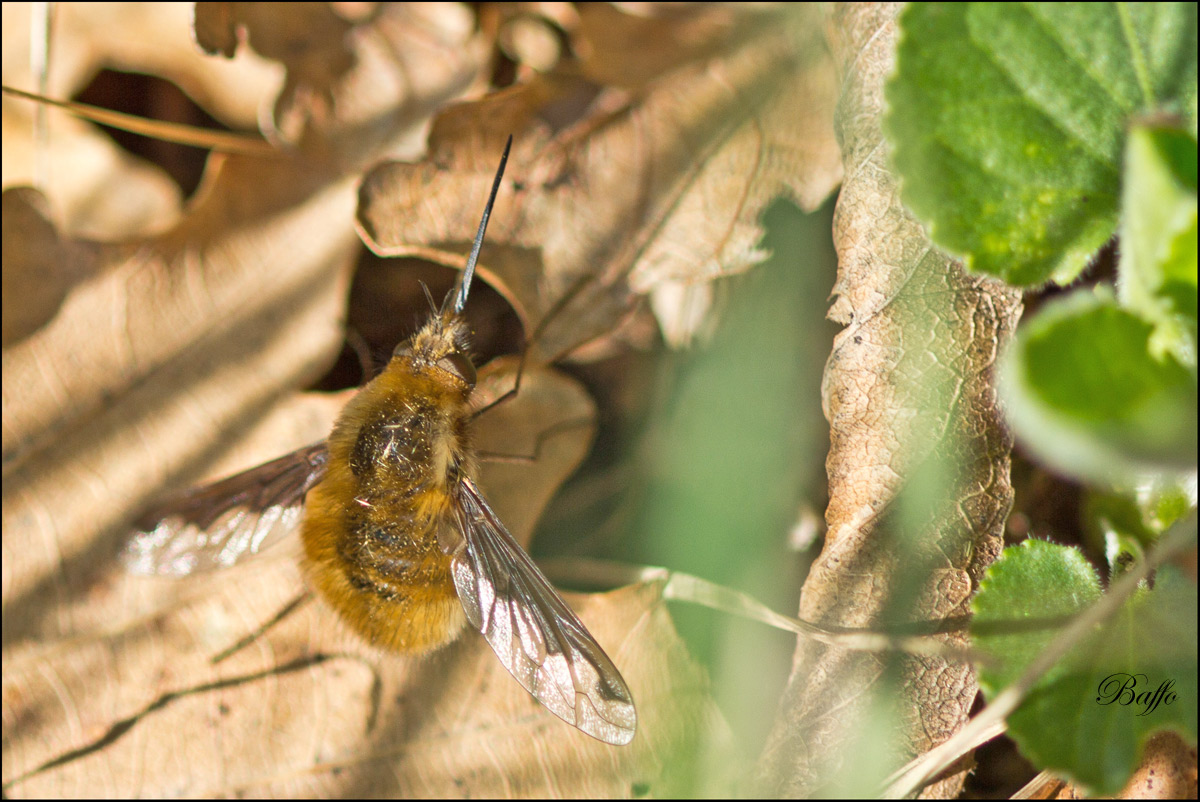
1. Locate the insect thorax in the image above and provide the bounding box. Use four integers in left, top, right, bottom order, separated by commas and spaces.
336, 357, 473, 533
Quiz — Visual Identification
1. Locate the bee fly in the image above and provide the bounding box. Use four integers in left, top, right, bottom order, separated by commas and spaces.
126, 136, 637, 745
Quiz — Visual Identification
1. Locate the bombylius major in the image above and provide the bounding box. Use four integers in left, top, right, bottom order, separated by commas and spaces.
125, 136, 637, 746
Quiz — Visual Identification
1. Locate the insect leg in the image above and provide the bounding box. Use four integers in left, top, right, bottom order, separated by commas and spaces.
470, 270, 596, 421
474, 415, 594, 463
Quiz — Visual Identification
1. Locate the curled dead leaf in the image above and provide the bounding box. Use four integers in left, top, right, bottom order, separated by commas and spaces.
756, 6, 1023, 797
358, 4, 840, 350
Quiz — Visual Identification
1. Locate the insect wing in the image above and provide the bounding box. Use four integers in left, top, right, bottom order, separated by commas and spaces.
450, 477, 637, 745
125, 442, 329, 576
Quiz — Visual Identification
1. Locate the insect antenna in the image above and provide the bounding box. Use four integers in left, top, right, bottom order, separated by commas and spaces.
442, 134, 512, 317
418, 281, 438, 317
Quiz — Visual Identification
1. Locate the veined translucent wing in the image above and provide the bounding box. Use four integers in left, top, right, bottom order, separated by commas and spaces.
449, 476, 637, 745
125, 442, 328, 576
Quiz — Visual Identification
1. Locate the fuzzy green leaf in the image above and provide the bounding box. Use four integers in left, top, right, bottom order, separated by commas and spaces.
973, 540, 1198, 794
887, 3, 1198, 285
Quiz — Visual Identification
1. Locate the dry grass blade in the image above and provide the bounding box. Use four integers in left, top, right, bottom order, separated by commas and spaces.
2, 85, 276, 156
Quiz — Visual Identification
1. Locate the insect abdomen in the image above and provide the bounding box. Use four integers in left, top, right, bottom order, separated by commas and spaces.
301, 360, 472, 654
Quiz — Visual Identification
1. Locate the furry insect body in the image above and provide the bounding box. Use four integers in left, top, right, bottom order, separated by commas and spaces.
129, 137, 637, 744
302, 313, 476, 653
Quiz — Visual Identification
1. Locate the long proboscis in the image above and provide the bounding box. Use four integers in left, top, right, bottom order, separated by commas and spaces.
443, 134, 513, 317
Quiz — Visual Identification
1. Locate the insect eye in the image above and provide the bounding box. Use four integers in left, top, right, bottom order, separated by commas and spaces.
438, 351, 476, 387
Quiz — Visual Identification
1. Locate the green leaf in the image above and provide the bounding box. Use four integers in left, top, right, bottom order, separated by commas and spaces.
999, 289, 1198, 483
886, 3, 1198, 285
972, 540, 1104, 691
972, 540, 1198, 794
1119, 122, 1199, 362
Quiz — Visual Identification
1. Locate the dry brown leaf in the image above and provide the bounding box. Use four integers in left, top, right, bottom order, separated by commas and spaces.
755, 4, 1024, 797
0, 3, 277, 127
497, 12, 568, 76
1, 2, 271, 239
1019, 731, 1198, 798
574, 3, 760, 89
1, 149, 358, 511
2, 0, 487, 515
1116, 731, 1198, 799
195, 3, 487, 151
358, 3, 841, 351
472, 357, 596, 547
3, 360, 717, 797
0, 187, 100, 347
4, 578, 711, 797
4, 4, 739, 796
